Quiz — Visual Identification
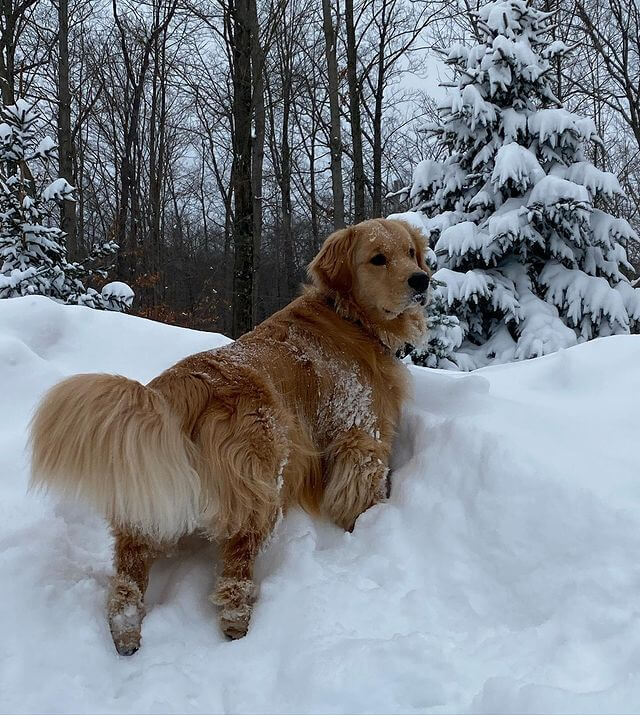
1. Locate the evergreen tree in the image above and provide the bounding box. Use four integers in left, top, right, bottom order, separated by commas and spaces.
388, 209, 463, 367
405, 0, 640, 369
0, 100, 132, 311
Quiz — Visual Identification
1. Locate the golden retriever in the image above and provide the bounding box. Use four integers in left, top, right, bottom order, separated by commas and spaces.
29, 218, 430, 654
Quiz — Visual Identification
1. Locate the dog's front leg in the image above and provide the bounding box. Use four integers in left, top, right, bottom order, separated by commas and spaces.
322, 428, 389, 532
107, 528, 159, 656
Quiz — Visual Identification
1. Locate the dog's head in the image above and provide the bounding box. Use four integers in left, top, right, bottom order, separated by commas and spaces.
308, 218, 430, 346
309, 218, 431, 319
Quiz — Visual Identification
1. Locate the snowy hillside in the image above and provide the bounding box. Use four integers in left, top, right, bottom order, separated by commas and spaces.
2, 296, 640, 714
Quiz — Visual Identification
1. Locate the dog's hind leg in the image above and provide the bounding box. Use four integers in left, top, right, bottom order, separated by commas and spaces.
197, 390, 288, 639
209, 518, 278, 640
107, 527, 159, 656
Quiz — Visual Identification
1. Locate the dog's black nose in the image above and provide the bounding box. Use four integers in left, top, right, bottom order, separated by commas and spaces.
408, 272, 430, 293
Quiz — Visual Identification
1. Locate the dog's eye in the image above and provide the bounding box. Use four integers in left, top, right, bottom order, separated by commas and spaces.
370, 254, 386, 266
409, 247, 416, 259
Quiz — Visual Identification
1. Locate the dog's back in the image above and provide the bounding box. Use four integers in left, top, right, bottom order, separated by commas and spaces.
30, 288, 406, 543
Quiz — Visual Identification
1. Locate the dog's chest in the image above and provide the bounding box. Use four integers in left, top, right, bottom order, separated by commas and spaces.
297, 343, 401, 445
319, 360, 376, 438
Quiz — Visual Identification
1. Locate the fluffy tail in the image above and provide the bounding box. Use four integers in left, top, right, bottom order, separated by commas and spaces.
29, 373, 201, 541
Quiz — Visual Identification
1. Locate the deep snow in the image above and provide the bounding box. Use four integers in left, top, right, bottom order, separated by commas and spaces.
1, 295, 640, 714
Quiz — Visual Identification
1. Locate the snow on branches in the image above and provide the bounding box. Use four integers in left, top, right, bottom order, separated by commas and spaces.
401, 0, 640, 369
0, 100, 132, 311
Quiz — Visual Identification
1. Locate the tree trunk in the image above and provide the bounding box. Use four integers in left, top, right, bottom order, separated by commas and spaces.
309, 113, 320, 252
372, 6, 387, 217
0, 1, 16, 105
372, 62, 384, 217
345, 0, 365, 222
147, 15, 168, 310
281, 71, 295, 300
57, 0, 77, 259
231, 0, 254, 337
249, 0, 265, 326
321, 0, 345, 229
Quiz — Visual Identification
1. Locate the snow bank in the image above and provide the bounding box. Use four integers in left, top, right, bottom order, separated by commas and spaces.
101, 281, 135, 310
2, 296, 640, 714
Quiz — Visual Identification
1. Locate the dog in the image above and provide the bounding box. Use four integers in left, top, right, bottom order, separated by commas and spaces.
29, 217, 430, 654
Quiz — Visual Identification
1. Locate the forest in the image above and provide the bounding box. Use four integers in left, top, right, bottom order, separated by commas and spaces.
1, 0, 639, 339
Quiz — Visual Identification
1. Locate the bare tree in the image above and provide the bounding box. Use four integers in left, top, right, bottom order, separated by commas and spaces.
321, 0, 345, 229
574, 0, 640, 153
345, 0, 366, 221
0, 0, 39, 104
361, 0, 444, 216
230, 0, 255, 337
111, 0, 179, 281
56, 0, 76, 258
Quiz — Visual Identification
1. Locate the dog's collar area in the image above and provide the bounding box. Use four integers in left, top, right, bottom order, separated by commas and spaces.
323, 294, 397, 357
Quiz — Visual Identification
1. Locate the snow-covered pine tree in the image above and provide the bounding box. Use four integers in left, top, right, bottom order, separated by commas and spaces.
0, 100, 133, 311
406, 0, 640, 369
388, 209, 463, 367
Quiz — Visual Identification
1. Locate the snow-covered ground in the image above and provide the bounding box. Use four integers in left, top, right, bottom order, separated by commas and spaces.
2, 295, 640, 714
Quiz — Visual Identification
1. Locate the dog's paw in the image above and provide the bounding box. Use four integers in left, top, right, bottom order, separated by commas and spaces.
111, 625, 141, 656
219, 607, 252, 639
210, 576, 256, 640
108, 575, 144, 656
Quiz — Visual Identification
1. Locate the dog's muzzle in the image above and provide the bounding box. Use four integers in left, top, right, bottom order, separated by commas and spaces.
408, 272, 430, 307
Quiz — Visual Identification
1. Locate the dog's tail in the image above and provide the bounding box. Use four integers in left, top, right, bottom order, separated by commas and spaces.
29, 373, 201, 541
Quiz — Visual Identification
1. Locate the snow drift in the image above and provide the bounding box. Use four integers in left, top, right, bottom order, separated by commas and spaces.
1, 295, 640, 714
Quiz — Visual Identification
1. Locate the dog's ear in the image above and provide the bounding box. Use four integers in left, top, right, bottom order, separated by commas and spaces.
308, 227, 356, 295
400, 222, 430, 273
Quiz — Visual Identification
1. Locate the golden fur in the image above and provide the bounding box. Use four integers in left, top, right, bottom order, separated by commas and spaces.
29, 218, 430, 653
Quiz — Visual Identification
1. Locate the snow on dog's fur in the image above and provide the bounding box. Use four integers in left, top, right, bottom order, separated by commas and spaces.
29, 218, 430, 653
